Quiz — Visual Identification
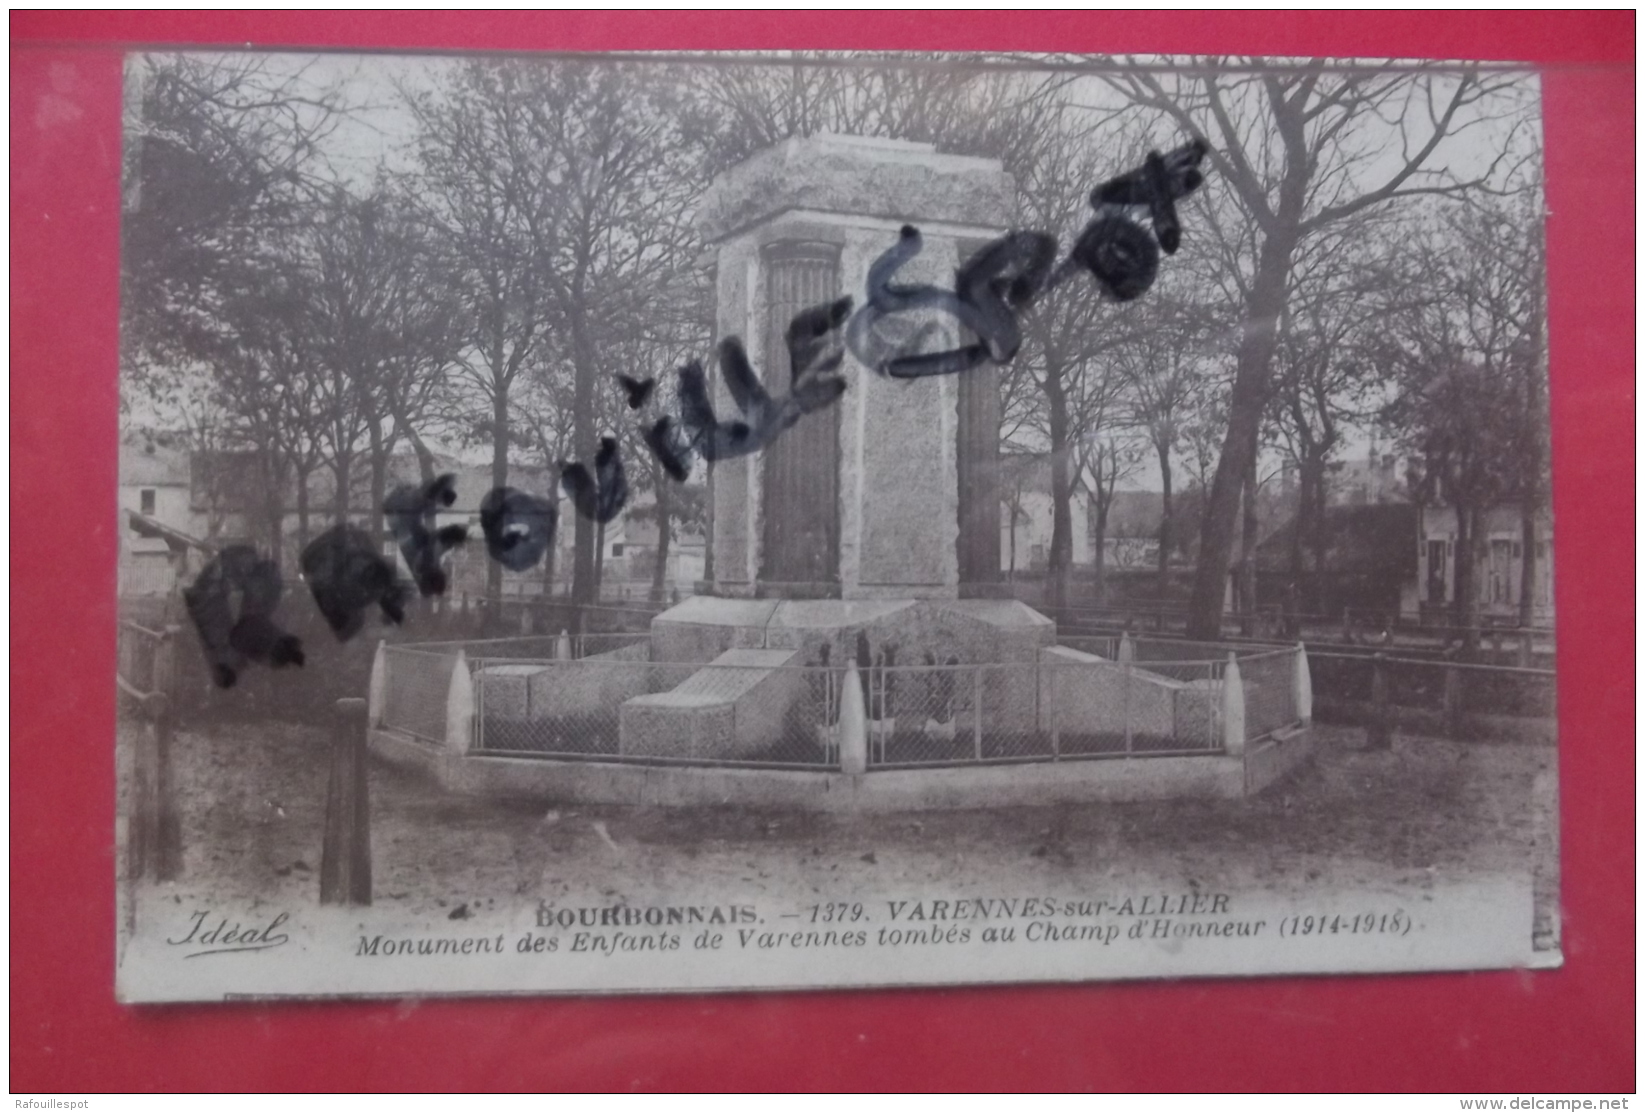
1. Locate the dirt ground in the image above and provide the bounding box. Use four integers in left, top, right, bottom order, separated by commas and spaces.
120, 713, 1561, 955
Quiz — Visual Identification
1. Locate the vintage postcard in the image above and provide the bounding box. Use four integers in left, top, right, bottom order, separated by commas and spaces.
115, 48, 1559, 1002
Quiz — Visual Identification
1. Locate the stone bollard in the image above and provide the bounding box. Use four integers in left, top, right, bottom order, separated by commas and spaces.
1117, 631, 1134, 664
320, 698, 372, 907
1365, 652, 1392, 750
1221, 653, 1246, 757
838, 663, 868, 775
556, 629, 572, 661
367, 640, 387, 729
1293, 641, 1313, 723
445, 649, 475, 754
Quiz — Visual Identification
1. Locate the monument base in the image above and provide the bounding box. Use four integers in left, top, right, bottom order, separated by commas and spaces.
648, 594, 1055, 672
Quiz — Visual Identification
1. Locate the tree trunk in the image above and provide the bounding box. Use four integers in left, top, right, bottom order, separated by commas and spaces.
259, 451, 287, 570
651, 480, 673, 604
702, 460, 716, 586
1187, 232, 1297, 638
1238, 450, 1259, 635
1518, 349, 1544, 628
1518, 508, 1537, 627
1046, 374, 1072, 614
1006, 495, 1019, 582
570, 314, 597, 606
1452, 503, 1479, 651
1287, 463, 1308, 629
594, 519, 606, 599
295, 465, 312, 552
395, 412, 438, 486
1092, 497, 1109, 606
487, 385, 508, 606
368, 422, 388, 548
268, 501, 285, 573
541, 529, 557, 598
1155, 439, 1173, 603
332, 454, 351, 521
1309, 463, 1330, 617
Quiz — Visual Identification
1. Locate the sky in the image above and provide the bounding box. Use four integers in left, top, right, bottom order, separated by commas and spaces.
129, 49, 1545, 497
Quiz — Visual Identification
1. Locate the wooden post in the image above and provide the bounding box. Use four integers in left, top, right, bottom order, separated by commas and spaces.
151, 692, 182, 882
129, 696, 158, 883
320, 698, 372, 907
1366, 652, 1392, 750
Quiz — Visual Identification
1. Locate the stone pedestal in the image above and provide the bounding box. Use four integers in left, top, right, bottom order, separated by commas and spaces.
697, 134, 1015, 600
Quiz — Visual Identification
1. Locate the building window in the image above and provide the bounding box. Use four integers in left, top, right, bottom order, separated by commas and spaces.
139, 488, 156, 515
610, 543, 624, 557
1488, 539, 1515, 605
1426, 539, 1447, 603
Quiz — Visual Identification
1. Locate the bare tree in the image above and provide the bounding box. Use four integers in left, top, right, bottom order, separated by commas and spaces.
1100, 58, 1535, 637
481, 59, 705, 605
1265, 220, 1406, 619
121, 53, 353, 565
1112, 290, 1217, 600
122, 52, 344, 387
1076, 435, 1144, 605
297, 184, 465, 543
689, 53, 1069, 175
1381, 195, 1546, 644
404, 59, 563, 605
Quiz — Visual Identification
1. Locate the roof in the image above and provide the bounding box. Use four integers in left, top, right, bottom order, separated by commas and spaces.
127, 509, 213, 554
1255, 503, 1418, 576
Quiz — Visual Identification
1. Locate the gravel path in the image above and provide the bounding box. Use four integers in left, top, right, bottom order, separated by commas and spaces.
124, 715, 1559, 955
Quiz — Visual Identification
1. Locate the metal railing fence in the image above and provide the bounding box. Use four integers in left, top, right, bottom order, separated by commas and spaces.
376, 642, 1304, 771
1308, 650, 1556, 729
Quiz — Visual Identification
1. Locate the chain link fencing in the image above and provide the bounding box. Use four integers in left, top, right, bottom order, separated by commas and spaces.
1309, 650, 1556, 741
376, 636, 1308, 769
1236, 648, 1299, 743
380, 645, 459, 745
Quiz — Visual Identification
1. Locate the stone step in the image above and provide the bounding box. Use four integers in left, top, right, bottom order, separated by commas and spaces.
618, 648, 808, 759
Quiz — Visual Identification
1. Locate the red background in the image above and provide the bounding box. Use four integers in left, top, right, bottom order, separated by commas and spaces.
11, 12, 1634, 1093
